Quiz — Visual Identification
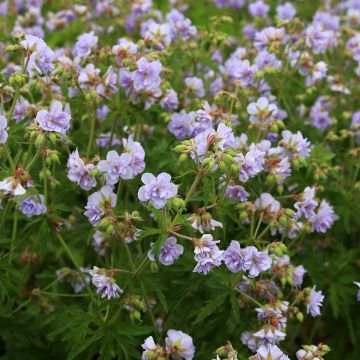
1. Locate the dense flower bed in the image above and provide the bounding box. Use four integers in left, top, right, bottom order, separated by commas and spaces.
0, 0, 359, 359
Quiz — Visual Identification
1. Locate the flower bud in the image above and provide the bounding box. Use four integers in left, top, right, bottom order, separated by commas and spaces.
179, 153, 188, 162
296, 312, 304, 322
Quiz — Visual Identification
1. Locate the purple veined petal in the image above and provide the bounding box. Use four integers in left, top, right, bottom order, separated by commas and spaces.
141, 173, 155, 184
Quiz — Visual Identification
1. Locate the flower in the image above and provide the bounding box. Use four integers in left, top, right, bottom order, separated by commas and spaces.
247, 97, 278, 125
84, 185, 117, 226
223, 240, 248, 273
280, 130, 312, 160
276, 3, 296, 20
148, 236, 184, 266
165, 329, 195, 360
184, 77, 205, 98
254, 193, 281, 214
193, 234, 223, 275
243, 246, 272, 277
20, 34, 55, 76
188, 212, 223, 234
0, 115, 8, 144
255, 345, 290, 360
18, 194, 47, 217
294, 187, 318, 219
168, 110, 195, 140
73, 31, 98, 58
98, 150, 134, 185
67, 149, 97, 191
353, 282, 360, 302
306, 286, 324, 317
309, 200, 338, 233
122, 137, 146, 176
141, 336, 161, 360
293, 265, 307, 287
132, 57, 162, 91
0, 177, 27, 196
89, 266, 123, 299
35, 101, 71, 135
138, 172, 177, 209
224, 185, 249, 202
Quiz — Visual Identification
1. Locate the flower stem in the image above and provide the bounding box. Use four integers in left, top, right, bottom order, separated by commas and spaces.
9, 208, 18, 264
86, 111, 96, 159
235, 288, 264, 308
4, 144, 15, 172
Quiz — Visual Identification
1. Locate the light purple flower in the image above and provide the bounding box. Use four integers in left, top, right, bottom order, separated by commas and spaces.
168, 110, 195, 140
98, 150, 133, 185
148, 236, 184, 266
36, 101, 71, 135
122, 137, 146, 176
353, 282, 360, 302
132, 57, 162, 91
67, 149, 97, 191
73, 31, 98, 58
193, 234, 223, 275
138, 172, 177, 209
141, 336, 158, 360
223, 240, 248, 273
247, 97, 278, 125
255, 193, 281, 214
12, 96, 29, 123
276, 3, 296, 20
307, 286, 324, 317
280, 130, 312, 159
160, 89, 179, 111
255, 344, 290, 360
89, 266, 123, 299
243, 246, 272, 277
0, 177, 27, 196
224, 185, 249, 202
84, 185, 117, 226
0, 115, 8, 144
20, 34, 55, 76
18, 194, 47, 217
294, 187, 318, 219
184, 77, 205, 98
309, 200, 338, 233
92, 231, 107, 256
249, 0, 269, 17
293, 265, 307, 287
165, 329, 195, 360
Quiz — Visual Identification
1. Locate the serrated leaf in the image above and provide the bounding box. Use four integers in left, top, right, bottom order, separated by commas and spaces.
193, 292, 228, 324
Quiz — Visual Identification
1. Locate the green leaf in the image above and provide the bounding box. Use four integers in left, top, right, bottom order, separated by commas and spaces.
193, 292, 228, 324
230, 293, 240, 323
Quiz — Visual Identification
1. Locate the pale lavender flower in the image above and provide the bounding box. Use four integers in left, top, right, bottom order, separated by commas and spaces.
98, 150, 133, 185
168, 110, 195, 140
0, 115, 8, 144
132, 57, 162, 91
254, 27, 286, 51
184, 77, 205, 98
293, 265, 307, 287
18, 194, 47, 217
353, 282, 360, 301
89, 266, 123, 299
309, 97, 333, 131
0, 177, 27, 196
307, 286, 324, 317
35, 101, 71, 135
144, 22, 172, 48
243, 246, 272, 277
280, 130, 312, 159
92, 231, 107, 256
193, 234, 223, 275
276, 3, 296, 20
237, 146, 266, 182
305, 24, 336, 54
309, 200, 338, 233
224, 185, 249, 202
160, 89, 179, 111
97, 66, 118, 97
222, 59, 258, 87
255, 345, 290, 360
165, 329, 195, 360
96, 133, 121, 148
254, 50, 282, 70
12, 96, 29, 123
247, 97, 278, 125
122, 137, 146, 176
141, 336, 158, 360
249, 0, 269, 17
78, 63, 101, 90
223, 240, 248, 273
20, 34, 55, 76
148, 236, 184, 266
253, 326, 286, 345
138, 172, 177, 209
73, 31, 98, 58
255, 193, 281, 214
294, 187, 318, 219
67, 149, 97, 191
84, 185, 117, 226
